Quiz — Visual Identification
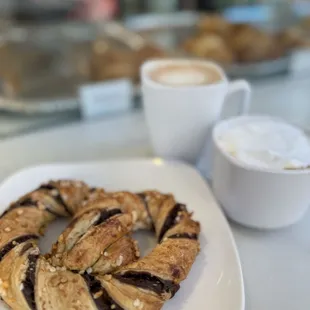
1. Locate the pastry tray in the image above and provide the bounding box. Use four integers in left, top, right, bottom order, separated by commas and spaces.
0, 12, 294, 115
0, 21, 147, 115
125, 11, 292, 79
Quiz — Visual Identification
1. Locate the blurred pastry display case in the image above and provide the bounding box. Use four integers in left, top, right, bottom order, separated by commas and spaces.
0, 21, 166, 114
0, 4, 310, 114
125, 8, 310, 79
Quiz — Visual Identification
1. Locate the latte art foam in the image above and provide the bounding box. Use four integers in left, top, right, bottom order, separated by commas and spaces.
148, 63, 222, 86
158, 70, 207, 86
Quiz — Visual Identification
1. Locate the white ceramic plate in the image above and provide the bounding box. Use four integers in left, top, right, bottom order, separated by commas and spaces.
0, 159, 244, 310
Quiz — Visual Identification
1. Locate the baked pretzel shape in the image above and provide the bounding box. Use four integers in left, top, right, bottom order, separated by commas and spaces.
0, 180, 200, 310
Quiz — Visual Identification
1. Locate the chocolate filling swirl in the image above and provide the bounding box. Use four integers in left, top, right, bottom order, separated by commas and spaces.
83, 274, 123, 310
114, 271, 180, 298
0, 235, 38, 261
14, 198, 37, 207
1, 197, 56, 218
0, 199, 31, 218
93, 209, 122, 227
38, 184, 72, 215
137, 193, 154, 231
67, 208, 122, 234
22, 252, 39, 310
168, 233, 198, 240
62, 208, 122, 254
158, 203, 187, 242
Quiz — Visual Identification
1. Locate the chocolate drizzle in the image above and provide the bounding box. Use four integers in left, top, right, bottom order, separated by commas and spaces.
158, 203, 186, 242
83, 274, 123, 310
16, 198, 37, 207
65, 208, 121, 233
93, 209, 122, 227
38, 184, 72, 215
114, 271, 180, 298
137, 193, 154, 231
0, 235, 38, 261
22, 252, 39, 310
168, 233, 198, 240
2, 192, 61, 218
20, 243, 34, 256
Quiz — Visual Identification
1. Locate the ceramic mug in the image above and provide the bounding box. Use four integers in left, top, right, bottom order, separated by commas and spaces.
212, 115, 310, 229
141, 59, 252, 163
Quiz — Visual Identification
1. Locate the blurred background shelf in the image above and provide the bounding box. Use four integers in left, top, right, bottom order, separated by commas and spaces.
0, 0, 310, 137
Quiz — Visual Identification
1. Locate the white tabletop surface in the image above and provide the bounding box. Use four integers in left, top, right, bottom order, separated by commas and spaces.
0, 111, 309, 310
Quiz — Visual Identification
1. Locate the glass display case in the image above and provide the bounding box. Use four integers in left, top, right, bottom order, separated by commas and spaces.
0, 0, 309, 138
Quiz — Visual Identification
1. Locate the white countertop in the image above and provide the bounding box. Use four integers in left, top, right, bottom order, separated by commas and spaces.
0, 111, 309, 310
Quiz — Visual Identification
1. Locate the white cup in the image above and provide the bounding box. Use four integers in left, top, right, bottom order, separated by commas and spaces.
212, 115, 310, 229
141, 59, 251, 163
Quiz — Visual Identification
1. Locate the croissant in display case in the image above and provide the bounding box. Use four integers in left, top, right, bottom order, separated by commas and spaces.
0, 42, 55, 98
228, 23, 283, 63
90, 40, 137, 82
88, 39, 166, 83
197, 14, 231, 38
182, 14, 306, 66
183, 33, 235, 65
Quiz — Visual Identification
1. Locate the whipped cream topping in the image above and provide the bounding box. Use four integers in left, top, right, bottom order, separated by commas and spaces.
217, 119, 310, 170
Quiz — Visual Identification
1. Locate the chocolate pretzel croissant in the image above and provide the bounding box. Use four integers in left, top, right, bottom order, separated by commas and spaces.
0, 180, 200, 310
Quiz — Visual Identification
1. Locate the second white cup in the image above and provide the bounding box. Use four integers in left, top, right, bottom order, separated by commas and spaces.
141, 59, 252, 163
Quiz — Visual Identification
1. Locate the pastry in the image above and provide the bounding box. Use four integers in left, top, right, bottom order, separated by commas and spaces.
0, 180, 90, 309
183, 15, 289, 64
278, 26, 309, 49
0, 180, 200, 310
228, 24, 277, 63
90, 40, 136, 82
51, 202, 134, 271
197, 14, 231, 37
300, 16, 310, 32
183, 33, 234, 65
87, 38, 166, 83
0, 42, 55, 98
134, 44, 166, 67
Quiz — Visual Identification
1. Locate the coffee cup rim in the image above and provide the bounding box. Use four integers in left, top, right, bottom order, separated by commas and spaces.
212, 115, 310, 175
141, 59, 227, 89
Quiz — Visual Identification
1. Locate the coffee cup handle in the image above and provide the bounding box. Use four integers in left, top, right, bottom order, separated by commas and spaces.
224, 80, 251, 115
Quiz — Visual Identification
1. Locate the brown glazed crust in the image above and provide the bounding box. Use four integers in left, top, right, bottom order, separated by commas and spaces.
0, 207, 53, 250
62, 214, 133, 271
99, 276, 164, 310
138, 191, 172, 224
114, 238, 200, 287
0, 241, 39, 310
106, 192, 151, 230
50, 198, 123, 266
36, 258, 97, 310
92, 236, 140, 275
16, 190, 69, 217
50, 196, 141, 272
0, 181, 200, 310
161, 213, 200, 240
153, 195, 178, 240
47, 180, 90, 215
